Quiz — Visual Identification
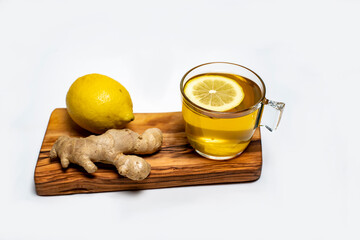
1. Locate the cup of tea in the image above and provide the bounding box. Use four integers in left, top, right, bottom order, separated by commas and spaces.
180, 62, 285, 160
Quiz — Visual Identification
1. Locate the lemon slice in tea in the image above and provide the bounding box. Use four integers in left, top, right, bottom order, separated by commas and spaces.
184, 74, 245, 112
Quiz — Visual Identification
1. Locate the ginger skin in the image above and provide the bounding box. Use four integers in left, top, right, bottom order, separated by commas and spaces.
50, 128, 163, 181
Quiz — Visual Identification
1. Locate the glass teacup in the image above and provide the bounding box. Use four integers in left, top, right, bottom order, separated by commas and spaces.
181, 62, 285, 160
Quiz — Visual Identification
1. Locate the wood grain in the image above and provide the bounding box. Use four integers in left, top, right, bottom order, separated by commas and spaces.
34, 108, 262, 196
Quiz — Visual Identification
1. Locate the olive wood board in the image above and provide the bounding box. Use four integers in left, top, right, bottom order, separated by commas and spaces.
34, 108, 262, 196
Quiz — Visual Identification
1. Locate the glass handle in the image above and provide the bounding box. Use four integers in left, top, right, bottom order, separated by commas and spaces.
260, 98, 285, 132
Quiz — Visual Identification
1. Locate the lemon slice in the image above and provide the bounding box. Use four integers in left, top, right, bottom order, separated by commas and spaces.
184, 75, 244, 112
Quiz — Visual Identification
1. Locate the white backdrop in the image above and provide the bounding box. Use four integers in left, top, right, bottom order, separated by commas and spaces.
1, 0, 359, 239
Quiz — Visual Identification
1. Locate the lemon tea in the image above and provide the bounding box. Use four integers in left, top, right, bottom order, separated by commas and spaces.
181, 62, 285, 160
182, 72, 263, 159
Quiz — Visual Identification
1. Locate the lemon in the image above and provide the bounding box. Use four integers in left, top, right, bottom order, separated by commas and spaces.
66, 73, 134, 134
184, 74, 244, 112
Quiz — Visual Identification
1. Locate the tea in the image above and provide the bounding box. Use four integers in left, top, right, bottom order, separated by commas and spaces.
182, 73, 263, 159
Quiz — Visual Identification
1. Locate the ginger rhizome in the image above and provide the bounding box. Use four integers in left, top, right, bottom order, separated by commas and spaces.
50, 128, 163, 181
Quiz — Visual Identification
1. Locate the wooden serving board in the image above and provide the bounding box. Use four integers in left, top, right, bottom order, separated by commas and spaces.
35, 108, 262, 196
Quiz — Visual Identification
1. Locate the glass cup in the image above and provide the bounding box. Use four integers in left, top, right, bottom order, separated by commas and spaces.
180, 62, 285, 160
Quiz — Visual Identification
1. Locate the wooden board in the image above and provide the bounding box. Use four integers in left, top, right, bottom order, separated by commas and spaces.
34, 108, 262, 196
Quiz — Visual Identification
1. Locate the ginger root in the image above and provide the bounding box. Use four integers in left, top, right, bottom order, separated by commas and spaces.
50, 128, 163, 181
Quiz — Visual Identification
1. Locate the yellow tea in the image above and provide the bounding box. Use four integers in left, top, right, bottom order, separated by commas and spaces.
182, 73, 263, 159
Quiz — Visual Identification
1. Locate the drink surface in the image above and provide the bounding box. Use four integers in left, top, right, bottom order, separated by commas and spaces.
182, 73, 263, 158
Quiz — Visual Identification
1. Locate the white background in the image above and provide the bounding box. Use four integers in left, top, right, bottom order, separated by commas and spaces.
1, 0, 359, 239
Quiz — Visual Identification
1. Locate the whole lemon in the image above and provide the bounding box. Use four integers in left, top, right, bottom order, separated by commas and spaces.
66, 73, 134, 134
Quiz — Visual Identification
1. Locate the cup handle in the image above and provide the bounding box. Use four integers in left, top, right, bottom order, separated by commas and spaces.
260, 98, 285, 132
